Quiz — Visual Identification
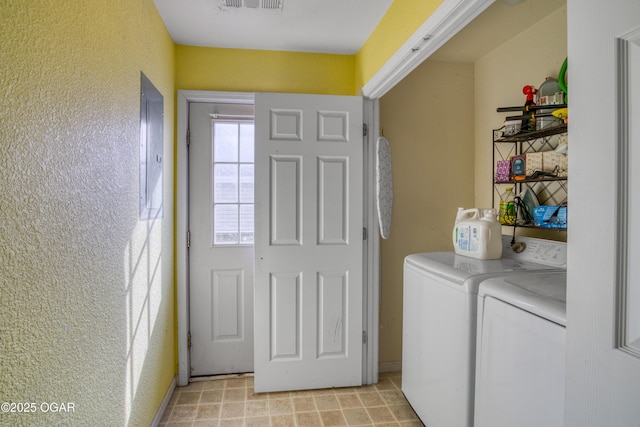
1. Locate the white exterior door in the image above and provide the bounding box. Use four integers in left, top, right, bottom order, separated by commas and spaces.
253, 92, 364, 392
189, 102, 255, 376
566, 1, 640, 425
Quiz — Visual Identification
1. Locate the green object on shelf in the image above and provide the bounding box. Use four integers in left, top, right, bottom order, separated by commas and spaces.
499, 187, 516, 225
558, 57, 568, 98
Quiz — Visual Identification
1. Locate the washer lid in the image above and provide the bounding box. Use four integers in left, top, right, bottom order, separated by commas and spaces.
405, 251, 561, 287
479, 271, 567, 326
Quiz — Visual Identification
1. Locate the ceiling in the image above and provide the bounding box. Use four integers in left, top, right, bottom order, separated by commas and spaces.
153, 0, 393, 55
430, 0, 566, 62
153, 0, 566, 60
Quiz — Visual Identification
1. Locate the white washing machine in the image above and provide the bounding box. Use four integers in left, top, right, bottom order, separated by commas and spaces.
474, 270, 567, 427
402, 235, 566, 427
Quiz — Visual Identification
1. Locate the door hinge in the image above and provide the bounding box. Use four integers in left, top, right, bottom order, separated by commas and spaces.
187, 332, 192, 348
362, 331, 368, 344
363, 123, 368, 137
363, 227, 368, 241
187, 230, 191, 248
186, 128, 191, 147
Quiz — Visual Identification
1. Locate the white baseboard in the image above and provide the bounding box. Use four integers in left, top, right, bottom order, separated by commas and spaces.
378, 361, 402, 373
151, 376, 177, 427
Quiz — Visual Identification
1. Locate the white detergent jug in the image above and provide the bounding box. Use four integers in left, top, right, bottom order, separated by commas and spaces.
452, 208, 503, 260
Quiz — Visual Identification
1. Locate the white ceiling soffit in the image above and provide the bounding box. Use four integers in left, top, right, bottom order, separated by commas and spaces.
430, 0, 566, 63
362, 0, 495, 99
153, 0, 393, 55
364, 0, 567, 98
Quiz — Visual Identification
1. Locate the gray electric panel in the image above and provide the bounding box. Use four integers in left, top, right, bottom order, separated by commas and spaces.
139, 72, 164, 220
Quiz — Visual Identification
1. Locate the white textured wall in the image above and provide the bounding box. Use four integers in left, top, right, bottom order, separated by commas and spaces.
0, 1, 175, 426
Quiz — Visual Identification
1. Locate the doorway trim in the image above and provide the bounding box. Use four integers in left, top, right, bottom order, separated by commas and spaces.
177, 90, 254, 386
177, 90, 379, 387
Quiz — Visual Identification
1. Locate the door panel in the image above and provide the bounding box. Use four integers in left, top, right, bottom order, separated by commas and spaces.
254, 92, 364, 392
189, 102, 254, 376
270, 156, 302, 245
317, 271, 348, 357
211, 269, 244, 341
269, 272, 301, 360
318, 157, 348, 244
567, 1, 640, 425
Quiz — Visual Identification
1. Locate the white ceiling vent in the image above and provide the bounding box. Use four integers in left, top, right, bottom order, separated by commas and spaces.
261, 0, 282, 9
221, 0, 283, 10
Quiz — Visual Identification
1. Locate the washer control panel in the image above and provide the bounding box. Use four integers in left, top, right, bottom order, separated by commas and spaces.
502, 236, 567, 268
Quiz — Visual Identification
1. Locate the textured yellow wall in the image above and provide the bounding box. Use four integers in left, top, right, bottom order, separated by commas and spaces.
176, 46, 356, 95
176, 0, 448, 95
355, 0, 445, 90
379, 61, 475, 364
176, 2, 448, 95
0, 1, 175, 426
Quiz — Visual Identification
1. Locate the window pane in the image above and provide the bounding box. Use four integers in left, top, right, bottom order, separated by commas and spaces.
240, 124, 254, 162
239, 164, 254, 203
214, 123, 238, 162
214, 164, 238, 203
211, 120, 254, 247
240, 204, 254, 244
214, 205, 238, 245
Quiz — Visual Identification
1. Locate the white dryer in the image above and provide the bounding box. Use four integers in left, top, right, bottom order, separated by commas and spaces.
402, 236, 566, 427
474, 270, 567, 427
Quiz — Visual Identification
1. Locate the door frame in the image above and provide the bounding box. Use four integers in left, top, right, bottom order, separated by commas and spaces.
177, 0, 500, 385
176, 90, 380, 387
177, 91, 255, 385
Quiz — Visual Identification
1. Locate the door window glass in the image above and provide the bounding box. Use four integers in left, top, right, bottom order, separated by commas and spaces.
212, 121, 254, 245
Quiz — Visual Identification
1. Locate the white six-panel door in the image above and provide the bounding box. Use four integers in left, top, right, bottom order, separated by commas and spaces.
254, 93, 364, 392
189, 102, 255, 376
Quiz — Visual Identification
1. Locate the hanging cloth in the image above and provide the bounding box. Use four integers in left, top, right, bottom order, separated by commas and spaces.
376, 136, 393, 239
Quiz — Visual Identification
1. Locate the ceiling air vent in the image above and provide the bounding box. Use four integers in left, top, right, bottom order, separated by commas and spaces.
262, 0, 282, 9
222, 0, 242, 7
221, 0, 283, 10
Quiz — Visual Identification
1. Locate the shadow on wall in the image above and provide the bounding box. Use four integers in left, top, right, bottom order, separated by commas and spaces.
124, 211, 171, 425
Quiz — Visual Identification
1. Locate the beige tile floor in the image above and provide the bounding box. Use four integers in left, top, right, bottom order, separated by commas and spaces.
159, 371, 424, 427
